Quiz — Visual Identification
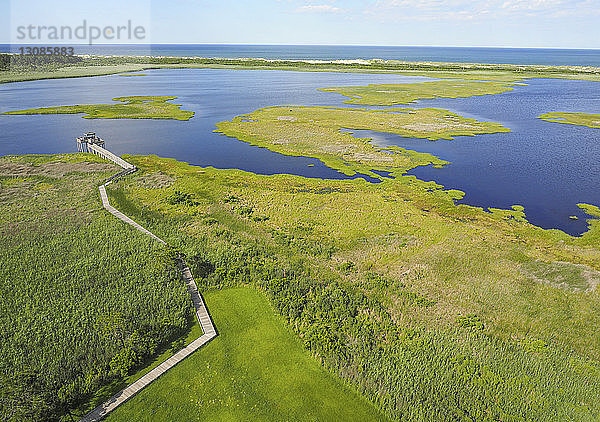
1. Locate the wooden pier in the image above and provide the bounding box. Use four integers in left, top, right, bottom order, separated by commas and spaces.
77, 133, 217, 421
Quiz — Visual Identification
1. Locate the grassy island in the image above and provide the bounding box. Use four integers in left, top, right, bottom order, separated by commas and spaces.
538, 111, 600, 128
215, 105, 510, 179
320, 80, 519, 105
0, 95, 194, 121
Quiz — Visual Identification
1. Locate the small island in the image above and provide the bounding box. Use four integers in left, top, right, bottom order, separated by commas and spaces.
216, 105, 509, 178
0, 95, 194, 121
538, 112, 600, 128
319, 80, 519, 105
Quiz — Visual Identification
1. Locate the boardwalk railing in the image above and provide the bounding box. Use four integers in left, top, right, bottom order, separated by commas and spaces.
105, 167, 137, 184
87, 143, 135, 170
80, 149, 217, 422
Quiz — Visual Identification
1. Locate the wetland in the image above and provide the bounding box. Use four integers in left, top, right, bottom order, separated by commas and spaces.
1, 68, 598, 235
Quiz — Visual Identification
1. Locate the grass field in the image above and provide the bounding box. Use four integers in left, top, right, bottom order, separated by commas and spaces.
319, 80, 519, 105
114, 154, 600, 358
0, 96, 194, 121
108, 287, 388, 422
2, 149, 599, 420
538, 111, 600, 128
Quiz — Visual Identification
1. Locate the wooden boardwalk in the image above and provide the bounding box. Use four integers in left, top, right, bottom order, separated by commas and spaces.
98, 184, 165, 244
81, 157, 217, 422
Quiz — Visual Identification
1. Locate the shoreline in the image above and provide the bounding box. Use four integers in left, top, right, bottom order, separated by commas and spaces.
2, 55, 600, 84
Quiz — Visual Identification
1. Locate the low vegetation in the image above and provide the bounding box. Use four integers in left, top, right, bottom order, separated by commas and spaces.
215, 105, 509, 178
2, 149, 599, 421
2, 65, 599, 420
102, 152, 600, 420
320, 80, 518, 105
538, 111, 600, 128
0, 95, 194, 121
0, 154, 195, 421
108, 288, 388, 421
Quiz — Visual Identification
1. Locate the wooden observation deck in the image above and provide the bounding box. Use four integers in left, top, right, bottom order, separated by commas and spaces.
76, 132, 135, 170
76, 132, 105, 153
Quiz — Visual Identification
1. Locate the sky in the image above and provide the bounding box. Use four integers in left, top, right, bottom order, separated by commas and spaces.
2, 0, 600, 49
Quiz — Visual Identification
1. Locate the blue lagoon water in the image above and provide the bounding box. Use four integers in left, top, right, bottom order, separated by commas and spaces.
0, 68, 598, 235
0, 70, 431, 178
346, 78, 600, 235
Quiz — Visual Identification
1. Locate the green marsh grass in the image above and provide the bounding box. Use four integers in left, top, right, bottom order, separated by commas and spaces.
215, 105, 509, 178
538, 112, 600, 129
3, 54, 600, 84
0, 96, 194, 120
0, 155, 197, 420
103, 154, 600, 420
319, 80, 519, 105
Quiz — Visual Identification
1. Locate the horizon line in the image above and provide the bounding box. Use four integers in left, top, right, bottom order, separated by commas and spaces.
1, 42, 599, 50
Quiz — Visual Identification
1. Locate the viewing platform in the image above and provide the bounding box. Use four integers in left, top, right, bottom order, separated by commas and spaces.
76, 132, 135, 170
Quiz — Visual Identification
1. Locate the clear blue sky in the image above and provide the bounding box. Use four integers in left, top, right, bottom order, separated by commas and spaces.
3, 0, 599, 48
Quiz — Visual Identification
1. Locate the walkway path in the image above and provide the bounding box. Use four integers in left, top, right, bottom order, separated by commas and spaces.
81, 154, 217, 422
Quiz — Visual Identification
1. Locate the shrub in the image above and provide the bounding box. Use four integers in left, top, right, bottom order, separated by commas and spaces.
167, 190, 199, 206
337, 261, 356, 274
457, 314, 485, 331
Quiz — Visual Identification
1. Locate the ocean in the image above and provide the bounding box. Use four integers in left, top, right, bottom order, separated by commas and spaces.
2, 44, 600, 67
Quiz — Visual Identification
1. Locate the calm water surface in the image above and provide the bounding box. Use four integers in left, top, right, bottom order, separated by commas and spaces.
0, 69, 598, 235
348, 78, 600, 235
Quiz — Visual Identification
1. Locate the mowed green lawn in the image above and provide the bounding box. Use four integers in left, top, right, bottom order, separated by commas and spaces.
108, 287, 387, 421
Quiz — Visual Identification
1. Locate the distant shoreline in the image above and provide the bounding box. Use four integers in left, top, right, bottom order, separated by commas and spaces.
2, 54, 600, 84
66, 55, 600, 72
2, 44, 600, 67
